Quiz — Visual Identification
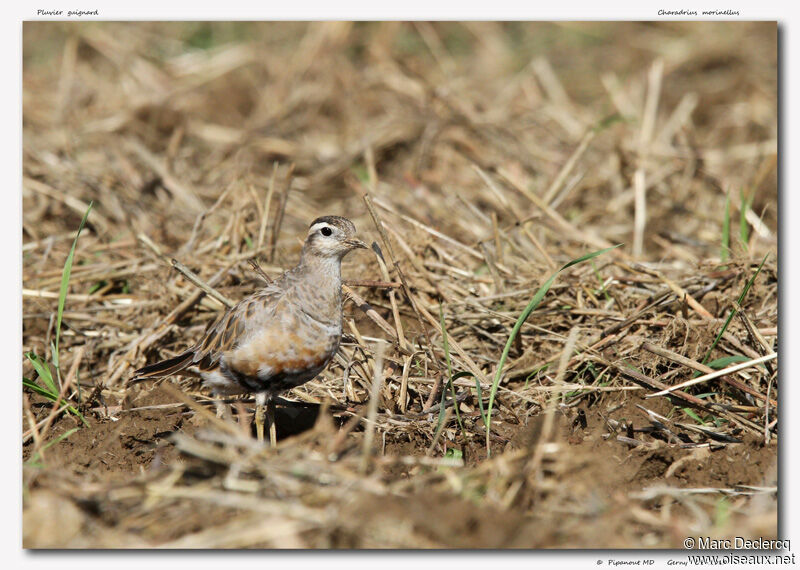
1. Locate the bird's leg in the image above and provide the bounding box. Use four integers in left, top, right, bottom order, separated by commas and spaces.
255, 392, 267, 443
213, 395, 231, 420
214, 399, 225, 419
267, 397, 277, 448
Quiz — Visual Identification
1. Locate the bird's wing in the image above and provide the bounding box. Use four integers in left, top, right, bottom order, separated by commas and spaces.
132, 286, 285, 380
191, 287, 284, 370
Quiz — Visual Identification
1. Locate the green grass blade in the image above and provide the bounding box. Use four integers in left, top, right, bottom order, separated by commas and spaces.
469, 374, 487, 428
720, 194, 730, 262
736, 253, 769, 305
592, 260, 611, 301
22, 374, 89, 426
434, 380, 449, 435
445, 370, 480, 413
25, 427, 79, 466
438, 304, 464, 437
448, 375, 465, 436
24, 352, 89, 425
739, 188, 750, 248
682, 407, 707, 425
484, 244, 621, 454
714, 497, 731, 529
22, 378, 58, 400
707, 355, 750, 369
439, 304, 453, 378
593, 113, 627, 132
523, 363, 549, 390
25, 351, 57, 395
701, 253, 768, 365
70, 407, 90, 426
50, 340, 59, 372
54, 201, 93, 384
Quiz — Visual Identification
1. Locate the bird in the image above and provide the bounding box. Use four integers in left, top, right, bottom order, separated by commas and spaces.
132, 215, 368, 446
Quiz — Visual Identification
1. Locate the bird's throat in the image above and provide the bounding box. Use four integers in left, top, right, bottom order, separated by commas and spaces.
291, 255, 343, 323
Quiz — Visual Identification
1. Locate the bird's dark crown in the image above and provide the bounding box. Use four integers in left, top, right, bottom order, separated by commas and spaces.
309, 215, 357, 236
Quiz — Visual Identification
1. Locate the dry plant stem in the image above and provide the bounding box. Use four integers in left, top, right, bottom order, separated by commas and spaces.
137, 234, 236, 322
425, 408, 453, 456
399, 354, 412, 414
56, 34, 78, 121
492, 213, 504, 265
184, 181, 236, 253
22, 394, 43, 452
416, 300, 490, 385
371, 196, 483, 261
633, 169, 646, 257
480, 242, 504, 294
64, 344, 85, 393
632, 264, 714, 319
257, 163, 278, 251
371, 242, 408, 352
542, 129, 596, 204
126, 139, 204, 213
524, 327, 580, 492
23, 403, 74, 443
329, 406, 367, 457
338, 352, 358, 402
171, 259, 236, 309
521, 224, 557, 270
606, 359, 719, 410
648, 353, 777, 398
24, 176, 112, 235
764, 373, 775, 445
381, 223, 429, 276
553, 326, 580, 398
641, 342, 776, 407
160, 383, 241, 438
657, 93, 698, 145
360, 341, 386, 474
640, 58, 664, 148
720, 330, 761, 361
358, 188, 441, 388
342, 284, 406, 351
472, 164, 518, 223
345, 279, 401, 288
526, 407, 557, 484
163, 264, 234, 321
23, 231, 78, 252
508, 325, 624, 381
737, 310, 776, 375
247, 258, 272, 284
347, 319, 372, 379
494, 167, 621, 255
268, 164, 295, 263
90, 398, 255, 417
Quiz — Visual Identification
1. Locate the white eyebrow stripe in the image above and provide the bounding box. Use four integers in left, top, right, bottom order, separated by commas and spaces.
309, 222, 334, 233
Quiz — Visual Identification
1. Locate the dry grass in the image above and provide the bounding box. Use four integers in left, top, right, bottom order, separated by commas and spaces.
22, 21, 777, 548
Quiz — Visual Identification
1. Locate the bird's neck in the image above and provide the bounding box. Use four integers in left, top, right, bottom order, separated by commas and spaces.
299, 252, 342, 282
288, 254, 344, 323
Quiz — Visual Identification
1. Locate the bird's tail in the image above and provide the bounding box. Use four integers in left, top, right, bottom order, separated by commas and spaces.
131, 350, 195, 384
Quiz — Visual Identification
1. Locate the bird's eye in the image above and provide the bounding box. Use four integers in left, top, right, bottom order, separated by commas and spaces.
320, 226, 333, 237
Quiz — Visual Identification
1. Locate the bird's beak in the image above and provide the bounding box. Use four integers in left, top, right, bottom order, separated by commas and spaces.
346, 238, 369, 250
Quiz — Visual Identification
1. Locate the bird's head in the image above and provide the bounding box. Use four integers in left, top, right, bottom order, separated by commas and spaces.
303, 215, 368, 260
